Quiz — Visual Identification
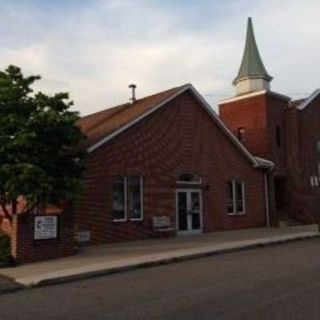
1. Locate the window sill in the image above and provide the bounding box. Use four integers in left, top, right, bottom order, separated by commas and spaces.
112, 219, 127, 223
227, 212, 246, 216
112, 218, 144, 222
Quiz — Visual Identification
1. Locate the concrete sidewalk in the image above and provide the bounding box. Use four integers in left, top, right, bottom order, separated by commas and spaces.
1, 225, 319, 288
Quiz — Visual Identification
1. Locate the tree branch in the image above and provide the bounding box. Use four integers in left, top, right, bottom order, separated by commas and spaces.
0, 200, 12, 222
22, 201, 40, 215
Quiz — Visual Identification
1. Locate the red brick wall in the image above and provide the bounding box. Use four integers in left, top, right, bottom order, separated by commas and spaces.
219, 90, 320, 225
219, 92, 291, 222
219, 94, 269, 158
11, 207, 75, 263
219, 92, 288, 168
285, 96, 320, 223
265, 94, 288, 174
74, 90, 267, 244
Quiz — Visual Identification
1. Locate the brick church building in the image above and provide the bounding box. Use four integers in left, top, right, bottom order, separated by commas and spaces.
219, 18, 320, 226
74, 18, 320, 244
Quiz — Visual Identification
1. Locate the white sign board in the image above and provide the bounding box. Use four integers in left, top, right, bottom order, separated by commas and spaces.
34, 216, 58, 240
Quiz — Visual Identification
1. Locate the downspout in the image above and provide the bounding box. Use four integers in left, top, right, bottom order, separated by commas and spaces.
264, 164, 275, 228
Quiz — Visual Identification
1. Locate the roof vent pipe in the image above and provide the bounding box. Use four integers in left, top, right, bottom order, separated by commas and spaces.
129, 84, 137, 104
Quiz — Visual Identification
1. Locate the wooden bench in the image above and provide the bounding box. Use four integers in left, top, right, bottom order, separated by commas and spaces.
152, 216, 175, 233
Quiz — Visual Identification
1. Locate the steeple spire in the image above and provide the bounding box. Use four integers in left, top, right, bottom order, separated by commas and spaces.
233, 17, 272, 95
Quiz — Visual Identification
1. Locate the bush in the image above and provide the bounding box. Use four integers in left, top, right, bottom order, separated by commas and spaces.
0, 233, 11, 262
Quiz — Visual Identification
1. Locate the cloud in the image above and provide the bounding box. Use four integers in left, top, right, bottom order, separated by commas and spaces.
0, 0, 319, 115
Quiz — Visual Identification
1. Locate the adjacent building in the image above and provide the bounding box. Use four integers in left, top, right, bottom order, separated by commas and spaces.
219, 17, 320, 225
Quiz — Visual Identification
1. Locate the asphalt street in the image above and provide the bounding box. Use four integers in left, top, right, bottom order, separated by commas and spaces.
0, 238, 320, 320
0, 275, 22, 294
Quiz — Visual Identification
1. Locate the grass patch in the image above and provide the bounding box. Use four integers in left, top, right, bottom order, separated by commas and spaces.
0, 233, 11, 262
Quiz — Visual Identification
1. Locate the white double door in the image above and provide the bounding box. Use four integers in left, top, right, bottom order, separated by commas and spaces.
176, 190, 202, 234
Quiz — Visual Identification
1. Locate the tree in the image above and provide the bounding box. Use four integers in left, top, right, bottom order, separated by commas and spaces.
0, 65, 85, 222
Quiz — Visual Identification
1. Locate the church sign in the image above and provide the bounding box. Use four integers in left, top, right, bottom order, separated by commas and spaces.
34, 215, 58, 240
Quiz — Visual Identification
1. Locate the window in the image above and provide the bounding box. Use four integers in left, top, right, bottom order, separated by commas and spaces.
237, 127, 245, 142
177, 173, 201, 184
276, 126, 281, 147
227, 181, 234, 214
235, 181, 244, 213
112, 175, 143, 221
310, 176, 319, 188
127, 176, 143, 220
227, 180, 245, 215
112, 176, 126, 221
274, 177, 287, 210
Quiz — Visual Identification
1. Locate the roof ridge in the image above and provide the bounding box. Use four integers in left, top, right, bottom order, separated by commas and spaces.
79, 84, 190, 134
80, 103, 127, 120
81, 84, 189, 119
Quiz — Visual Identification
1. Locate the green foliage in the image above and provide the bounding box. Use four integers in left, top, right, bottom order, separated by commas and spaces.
0, 233, 11, 262
0, 65, 86, 214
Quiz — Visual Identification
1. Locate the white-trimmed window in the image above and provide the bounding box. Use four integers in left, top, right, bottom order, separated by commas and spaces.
227, 180, 246, 215
112, 175, 143, 222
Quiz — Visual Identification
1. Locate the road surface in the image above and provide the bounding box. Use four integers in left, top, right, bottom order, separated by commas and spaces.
0, 238, 320, 320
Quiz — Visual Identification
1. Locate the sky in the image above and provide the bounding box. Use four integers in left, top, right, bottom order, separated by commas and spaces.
0, 0, 319, 115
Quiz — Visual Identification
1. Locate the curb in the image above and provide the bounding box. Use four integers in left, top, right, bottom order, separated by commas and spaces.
30, 232, 319, 288
0, 274, 24, 295
0, 285, 24, 295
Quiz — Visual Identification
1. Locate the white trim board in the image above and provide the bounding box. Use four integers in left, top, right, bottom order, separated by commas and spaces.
218, 90, 290, 105
296, 88, 320, 110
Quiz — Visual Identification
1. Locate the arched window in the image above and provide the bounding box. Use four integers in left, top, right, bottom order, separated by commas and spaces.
177, 173, 201, 184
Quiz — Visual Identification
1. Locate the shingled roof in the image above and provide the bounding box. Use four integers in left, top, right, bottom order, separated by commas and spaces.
77, 84, 188, 151
77, 84, 273, 169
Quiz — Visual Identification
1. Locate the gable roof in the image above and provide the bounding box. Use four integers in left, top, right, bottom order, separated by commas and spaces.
296, 88, 320, 110
78, 84, 273, 169
77, 85, 189, 151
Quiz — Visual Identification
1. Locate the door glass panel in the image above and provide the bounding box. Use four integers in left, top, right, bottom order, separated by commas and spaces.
178, 192, 187, 231
191, 192, 201, 230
